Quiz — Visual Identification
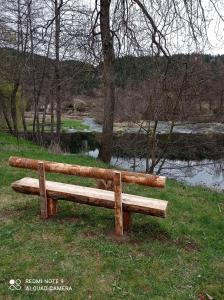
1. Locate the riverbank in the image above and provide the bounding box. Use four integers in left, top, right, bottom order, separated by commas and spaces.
14, 130, 224, 189
0, 132, 223, 299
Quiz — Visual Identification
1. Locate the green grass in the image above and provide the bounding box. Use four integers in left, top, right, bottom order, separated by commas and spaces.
0, 132, 223, 299
22, 118, 90, 133
61, 119, 90, 131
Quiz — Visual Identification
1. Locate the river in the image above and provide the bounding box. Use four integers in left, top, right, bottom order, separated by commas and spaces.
86, 149, 224, 190
18, 117, 224, 190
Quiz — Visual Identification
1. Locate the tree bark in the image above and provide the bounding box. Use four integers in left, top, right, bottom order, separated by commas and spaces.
41, 97, 49, 134
10, 82, 20, 135
54, 0, 62, 143
50, 96, 55, 135
98, 0, 116, 163
0, 98, 13, 134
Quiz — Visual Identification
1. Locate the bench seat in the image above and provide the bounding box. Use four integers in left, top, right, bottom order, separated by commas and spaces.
12, 177, 168, 218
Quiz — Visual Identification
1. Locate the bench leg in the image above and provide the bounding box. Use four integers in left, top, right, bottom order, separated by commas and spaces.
47, 198, 58, 216
123, 211, 132, 232
114, 172, 123, 236
38, 162, 48, 219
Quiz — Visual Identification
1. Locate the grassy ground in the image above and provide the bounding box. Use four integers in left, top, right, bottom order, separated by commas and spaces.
61, 119, 90, 132
25, 118, 90, 133
0, 132, 223, 300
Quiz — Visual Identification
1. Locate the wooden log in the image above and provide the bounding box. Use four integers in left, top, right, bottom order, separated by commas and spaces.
9, 156, 166, 188
12, 178, 168, 217
38, 162, 48, 219
123, 211, 132, 232
114, 172, 123, 236
47, 198, 58, 216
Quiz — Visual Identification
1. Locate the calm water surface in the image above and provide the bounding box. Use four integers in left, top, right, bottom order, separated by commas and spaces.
87, 149, 224, 190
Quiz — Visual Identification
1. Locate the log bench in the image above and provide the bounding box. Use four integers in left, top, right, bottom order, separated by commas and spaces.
9, 156, 168, 236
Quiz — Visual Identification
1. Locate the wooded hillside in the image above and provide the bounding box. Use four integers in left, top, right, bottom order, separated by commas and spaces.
1, 47, 224, 124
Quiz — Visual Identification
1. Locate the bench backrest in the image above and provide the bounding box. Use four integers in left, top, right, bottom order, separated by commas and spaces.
9, 156, 166, 188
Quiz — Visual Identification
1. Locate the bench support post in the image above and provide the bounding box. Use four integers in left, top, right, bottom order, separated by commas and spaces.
47, 198, 58, 216
38, 162, 48, 219
123, 211, 132, 232
114, 171, 123, 236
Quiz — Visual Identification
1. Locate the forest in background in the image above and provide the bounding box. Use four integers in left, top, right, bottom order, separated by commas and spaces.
1, 46, 224, 126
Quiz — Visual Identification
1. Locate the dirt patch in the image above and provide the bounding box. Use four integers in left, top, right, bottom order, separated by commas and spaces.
57, 216, 82, 224
104, 223, 199, 252
83, 231, 98, 238
0, 212, 13, 224
149, 231, 199, 252
106, 229, 134, 244
130, 223, 200, 252
175, 236, 200, 251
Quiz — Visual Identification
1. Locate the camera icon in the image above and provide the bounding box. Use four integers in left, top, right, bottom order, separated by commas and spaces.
9, 279, 22, 291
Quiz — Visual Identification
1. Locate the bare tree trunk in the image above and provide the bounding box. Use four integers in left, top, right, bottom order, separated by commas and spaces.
9, 0, 28, 135
54, 0, 62, 143
0, 99, 13, 134
156, 121, 175, 174
148, 120, 158, 173
41, 97, 49, 134
98, 0, 116, 163
145, 121, 151, 173
30, 15, 38, 136
50, 96, 54, 134
19, 92, 27, 132
209, 99, 212, 112
10, 82, 20, 134
21, 112, 27, 132
27, 0, 40, 138
219, 90, 224, 113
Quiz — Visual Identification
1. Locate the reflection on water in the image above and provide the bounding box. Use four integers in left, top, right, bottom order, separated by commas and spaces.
87, 149, 224, 190
81, 118, 224, 134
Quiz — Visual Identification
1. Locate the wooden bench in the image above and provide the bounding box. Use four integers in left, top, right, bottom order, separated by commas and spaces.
9, 156, 168, 236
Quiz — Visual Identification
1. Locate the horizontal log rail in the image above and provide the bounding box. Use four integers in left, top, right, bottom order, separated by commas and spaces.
9, 156, 166, 188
